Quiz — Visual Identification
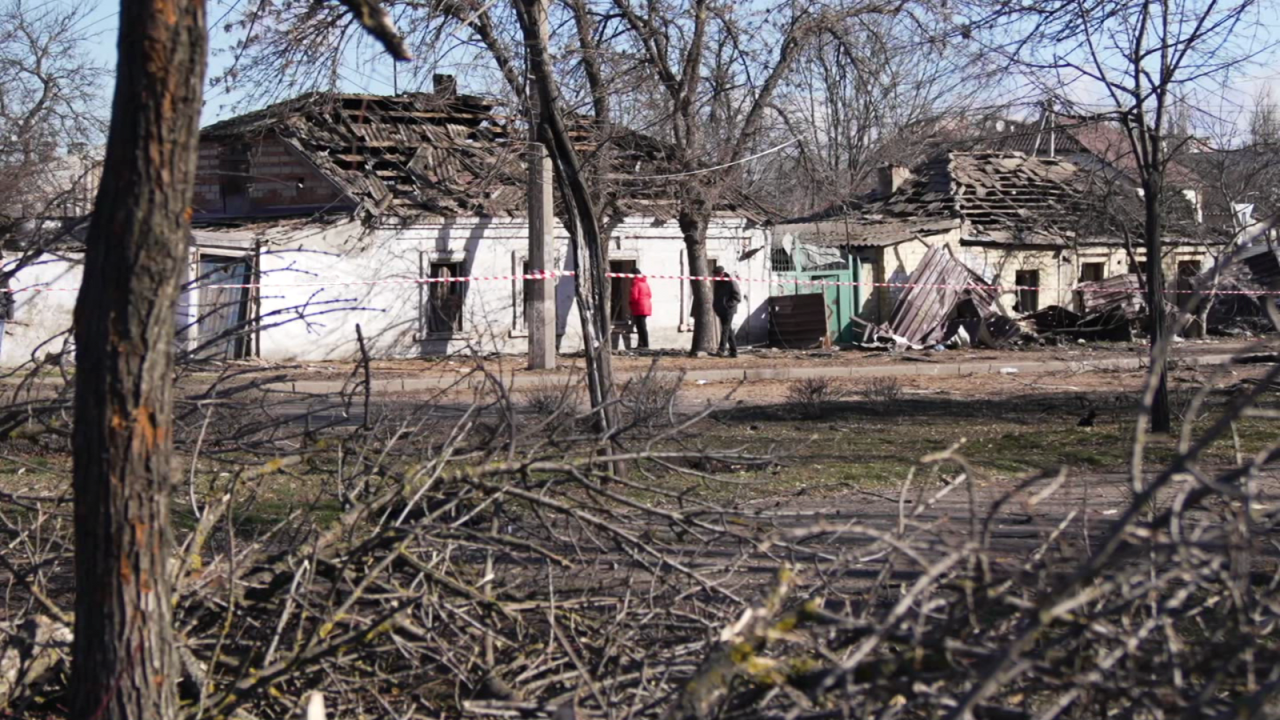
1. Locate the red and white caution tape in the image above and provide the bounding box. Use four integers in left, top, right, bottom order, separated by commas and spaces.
2, 270, 1276, 296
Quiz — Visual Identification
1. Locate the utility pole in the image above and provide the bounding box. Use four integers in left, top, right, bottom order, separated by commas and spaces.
526, 0, 556, 370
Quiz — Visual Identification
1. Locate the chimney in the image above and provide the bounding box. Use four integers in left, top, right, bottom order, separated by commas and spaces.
876, 164, 910, 198
433, 74, 457, 98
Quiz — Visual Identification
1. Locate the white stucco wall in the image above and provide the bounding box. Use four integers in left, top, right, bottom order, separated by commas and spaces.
1, 214, 773, 367
1, 254, 81, 367
205, 215, 772, 362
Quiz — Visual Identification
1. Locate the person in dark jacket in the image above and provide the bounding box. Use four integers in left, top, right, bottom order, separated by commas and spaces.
0, 270, 12, 362
710, 266, 741, 357
629, 268, 652, 349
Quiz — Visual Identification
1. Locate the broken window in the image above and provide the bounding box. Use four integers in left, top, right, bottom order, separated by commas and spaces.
1014, 270, 1040, 313
426, 262, 465, 334
220, 177, 249, 215
218, 142, 252, 215
771, 247, 795, 272
1080, 262, 1106, 283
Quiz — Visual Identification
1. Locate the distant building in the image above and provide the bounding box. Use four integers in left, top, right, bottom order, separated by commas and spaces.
777, 150, 1223, 337
0, 144, 101, 221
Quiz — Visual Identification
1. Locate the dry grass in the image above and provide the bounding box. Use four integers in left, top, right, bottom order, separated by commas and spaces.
785, 376, 851, 418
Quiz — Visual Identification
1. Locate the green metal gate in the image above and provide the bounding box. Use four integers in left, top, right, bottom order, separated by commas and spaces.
771, 250, 860, 345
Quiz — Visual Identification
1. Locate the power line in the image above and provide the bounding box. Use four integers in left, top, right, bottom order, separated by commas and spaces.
601, 139, 800, 181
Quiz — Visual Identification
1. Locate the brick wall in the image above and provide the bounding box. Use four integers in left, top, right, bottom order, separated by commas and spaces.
193, 144, 223, 212
194, 135, 342, 215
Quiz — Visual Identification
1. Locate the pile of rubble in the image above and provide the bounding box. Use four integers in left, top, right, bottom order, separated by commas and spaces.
865, 246, 1023, 349
864, 243, 1280, 350
1024, 274, 1147, 342
1190, 243, 1280, 336
860, 242, 1280, 348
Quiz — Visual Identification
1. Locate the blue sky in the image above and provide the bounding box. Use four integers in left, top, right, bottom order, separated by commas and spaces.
80, 1, 404, 125
77, 0, 1280, 135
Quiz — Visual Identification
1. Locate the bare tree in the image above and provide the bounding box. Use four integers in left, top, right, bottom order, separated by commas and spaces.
68, 0, 208, 716
761, 16, 994, 216
515, 0, 623, 449
973, 0, 1268, 432
598, 0, 813, 352
1250, 86, 1280, 144
66, 1, 409, 718
0, 0, 105, 222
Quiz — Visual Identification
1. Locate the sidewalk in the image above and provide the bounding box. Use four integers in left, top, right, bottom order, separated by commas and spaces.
268, 350, 1257, 395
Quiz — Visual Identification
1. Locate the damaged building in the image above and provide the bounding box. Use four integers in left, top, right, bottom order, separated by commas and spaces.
776, 150, 1223, 346
2, 79, 776, 364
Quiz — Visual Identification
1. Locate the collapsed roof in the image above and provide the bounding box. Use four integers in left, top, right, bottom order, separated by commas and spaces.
784, 150, 1216, 248
199, 91, 773, 222
881, 152, 1089, 243
944, 115, 1204, 189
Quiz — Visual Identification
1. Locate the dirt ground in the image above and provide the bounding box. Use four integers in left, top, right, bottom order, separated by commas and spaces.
206, 336, 1275, 380
248, 359, 1280, 510
5, 354, 1277, 556
340, 348, 1267, 414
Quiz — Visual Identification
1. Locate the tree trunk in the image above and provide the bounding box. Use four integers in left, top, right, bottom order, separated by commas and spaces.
69, 1, 207, 719
1143, 163, 1172, 433
515, 0, 621, 447
680, 205, 717, 354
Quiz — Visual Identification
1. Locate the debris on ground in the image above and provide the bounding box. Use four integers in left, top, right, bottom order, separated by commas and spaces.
1016, 275, 1147, 342
867, 245, 1007, 349
980, 315, 1023, 347
1193, 243, 1280, 335
862, 248, 1155, 350
1023, 305, 1082, 333
1078, 274, 1145, 319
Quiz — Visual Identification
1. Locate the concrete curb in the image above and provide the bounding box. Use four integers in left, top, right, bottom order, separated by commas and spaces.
261, 352, 1243, 395
0, 350, 1253, 396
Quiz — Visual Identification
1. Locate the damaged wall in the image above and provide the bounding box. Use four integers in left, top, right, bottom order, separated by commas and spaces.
195, 137, 346, 216
879, 238, 1216, 320
211, 216, 771, 363
841, 232, 1219, 346
0, 216, 772, 366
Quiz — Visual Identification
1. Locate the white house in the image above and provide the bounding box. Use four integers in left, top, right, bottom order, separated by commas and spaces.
1, 83, 775, 366
179, 214, 771, 363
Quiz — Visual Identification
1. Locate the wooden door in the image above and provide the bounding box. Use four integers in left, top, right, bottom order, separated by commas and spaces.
196, 255, 251, 359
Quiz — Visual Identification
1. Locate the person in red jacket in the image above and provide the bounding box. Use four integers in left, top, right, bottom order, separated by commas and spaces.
629, 268, 652, 349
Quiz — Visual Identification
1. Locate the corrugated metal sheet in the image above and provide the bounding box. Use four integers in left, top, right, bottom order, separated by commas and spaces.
769, 294, 828, 349
1191, 243, 1280, 328
881, 244, 999, 346
1078, 274, 1145, 318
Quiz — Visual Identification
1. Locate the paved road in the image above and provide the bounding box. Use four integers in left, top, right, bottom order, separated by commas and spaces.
500, 468, 1280, 597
